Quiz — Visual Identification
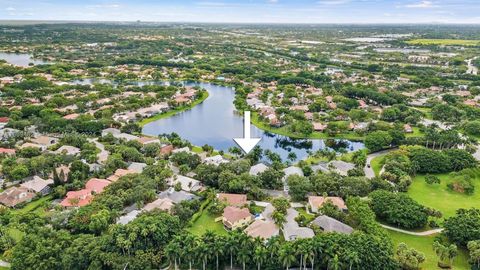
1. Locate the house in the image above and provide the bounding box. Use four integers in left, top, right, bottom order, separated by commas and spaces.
143, 197, 174, 213
85, 178, 111, 193
158, 187, 198, 204
54, 145, 81, 156
127, 162, 147, 173
204, 155, 229, 166
63, 113, 80, 120
283, 208, 315, 241
160, 144, 174, 155
30, 135, 58, 149
404, 124, 413, 133
311, 215, 353, 234
0, 128, 19, 140
313, 122, 327, 132
0, 187, 35, 207
244, 219, 279, 240
60, 189, 93, 207
168, 175, 202, 192
20, 176, 54, 195
0, 117, 9, 129
249, 163, 269, 176
308, 196, 347, 213
0, 148, 16, 155
136, 136, 161, 146
328, 160, 356, 176
107, 169, 137, 182
102, 128, 121, 137
20, 142, 44, 151
222, 206, 252, 230
217, 193, 248, 207
55, 165, 70, 182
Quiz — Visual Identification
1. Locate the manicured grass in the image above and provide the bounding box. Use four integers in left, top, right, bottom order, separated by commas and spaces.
370, 155, 384, 177
13, 195, 52, 216
188, 210, 228, 236
407, 39, 480, 46
387, 230, 470, 270
406, 127, 424, 138
139, 91, 209, 126
408, 173, 480, 219
296, 207, 315, 223
250, 112, 364, 141
7, 227, 24, 242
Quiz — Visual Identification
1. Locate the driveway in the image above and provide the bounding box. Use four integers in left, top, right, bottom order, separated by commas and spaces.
380, 224, 443, 236
88, 138, 109, 164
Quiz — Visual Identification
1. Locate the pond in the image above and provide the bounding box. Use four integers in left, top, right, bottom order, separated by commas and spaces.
0, 52, 51, 67
139, 82, 365, 162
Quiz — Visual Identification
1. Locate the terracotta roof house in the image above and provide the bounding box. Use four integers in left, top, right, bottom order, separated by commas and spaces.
63, 113, 80, 120
404, 124, 413, 133
60, 189, 93, 207
0, 187, 35, 207
244, 219, 279, 240
85, 178, 111, 193
217, 193, 248, 207
308, 196, 347, 213
20, 142, 45, 151
20, 176, 54, 195
160, 144, 174, 155
313, 122, 327, 132
0, 148, 16, 155
136, 136, 161, 145
107, 169, 137, 182
222, 206, 252, 230
311, 215, 353, 234
30, 135, 58, 148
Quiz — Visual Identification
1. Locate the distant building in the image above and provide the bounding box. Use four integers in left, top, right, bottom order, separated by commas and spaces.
0, 187, 35, 207
244, 219, 279, 240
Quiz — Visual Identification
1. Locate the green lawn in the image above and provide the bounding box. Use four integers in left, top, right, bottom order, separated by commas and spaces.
406, 127, 424, 138
139, 91, 209, 127
370, 155, 385, 177
387, 230, 470, 270
13, 195, 52, 216
407, 39, 480, 46
408, 173, 480, 219
188, 210, 228, 236
296, 207, 316, 223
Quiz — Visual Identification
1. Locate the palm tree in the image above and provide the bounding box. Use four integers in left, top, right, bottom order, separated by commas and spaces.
253, 242, 268, 270
303, 240, 316, 270
295, 239, 308, 269
165, 240, 180, 270
183, 234, 197, 270
267, 236, 281, 259
226, 232, 240, 269
344, 251, 360, 270
279, 243, 296, 270
328, 254, 342, 270
213, 235, 226, 270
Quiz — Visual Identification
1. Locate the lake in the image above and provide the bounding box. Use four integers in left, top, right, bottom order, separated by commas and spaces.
140, 82, 365, 162
0, 52, 50, 67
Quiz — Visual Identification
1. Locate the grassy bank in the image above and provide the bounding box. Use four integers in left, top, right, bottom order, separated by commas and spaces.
387, 230, 470, 270
139, 91, 209, 127
250, 112, 364, 141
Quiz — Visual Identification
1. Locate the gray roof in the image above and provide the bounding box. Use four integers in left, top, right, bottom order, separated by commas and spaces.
283, 166, 304, 177
117, 210, 141, 225
249, 163, 269, 176
283, 208, 314, 241
311, 215, 353, 234
158, 187, 198, 204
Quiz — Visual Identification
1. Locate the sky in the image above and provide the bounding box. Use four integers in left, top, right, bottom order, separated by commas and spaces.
0, 0, 479, 24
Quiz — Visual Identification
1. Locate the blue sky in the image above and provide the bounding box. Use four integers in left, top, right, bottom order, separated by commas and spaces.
0, 0, 479, 24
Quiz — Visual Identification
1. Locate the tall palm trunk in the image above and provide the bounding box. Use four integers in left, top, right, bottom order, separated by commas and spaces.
230, 252, 233, 269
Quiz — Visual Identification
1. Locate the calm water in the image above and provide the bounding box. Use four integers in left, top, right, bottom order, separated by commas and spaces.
141, 82, 365, 162
0, 52, 50, 67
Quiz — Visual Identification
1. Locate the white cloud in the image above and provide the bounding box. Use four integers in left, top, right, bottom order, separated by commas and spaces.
6, 7, 15, 11
268, 0, 278, 3
405, 1, 437, 8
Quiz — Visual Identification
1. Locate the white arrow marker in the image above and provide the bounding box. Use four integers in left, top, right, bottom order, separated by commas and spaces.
234, 111, 261, 154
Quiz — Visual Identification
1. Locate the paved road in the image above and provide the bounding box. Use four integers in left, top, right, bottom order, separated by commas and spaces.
380, 224, 444, 236
364, 149, 395, 179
